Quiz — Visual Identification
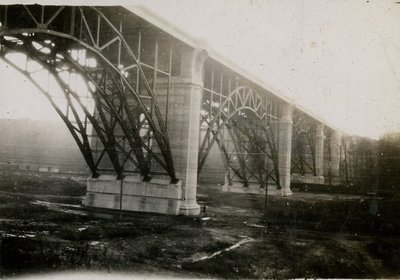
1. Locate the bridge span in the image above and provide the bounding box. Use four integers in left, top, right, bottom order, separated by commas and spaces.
0, 5, 360, 216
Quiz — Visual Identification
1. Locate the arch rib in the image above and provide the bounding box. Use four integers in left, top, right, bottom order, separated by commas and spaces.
0, 5, 177, 181
199, 85, 280, 189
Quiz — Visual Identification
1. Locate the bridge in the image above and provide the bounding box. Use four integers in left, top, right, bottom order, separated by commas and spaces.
0, 5, 371, 216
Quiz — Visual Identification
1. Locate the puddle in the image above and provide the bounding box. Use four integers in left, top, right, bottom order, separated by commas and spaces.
187, 236, 255, 262
294, 241, 307, 246
0, 218, 18, 222
244, 222, 265, 228
1, 232, 37, 238
30, 200, 115, 219
31, 200, 87, 216
31, 200, 81, 209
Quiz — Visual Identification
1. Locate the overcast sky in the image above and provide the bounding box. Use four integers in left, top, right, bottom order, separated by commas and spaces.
0, 0, 399, 139
131, 0, 400, 139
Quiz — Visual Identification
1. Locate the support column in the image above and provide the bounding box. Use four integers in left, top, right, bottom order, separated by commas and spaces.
168, 47, 206, 216
330, 130, 341, 185
278, 103, 294, 196
315, 123, 325, 180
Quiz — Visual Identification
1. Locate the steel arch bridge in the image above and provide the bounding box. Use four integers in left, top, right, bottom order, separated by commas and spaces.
0, 4, 347, 215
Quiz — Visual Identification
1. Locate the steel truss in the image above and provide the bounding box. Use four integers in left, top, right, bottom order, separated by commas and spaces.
0, 5, 177, 181
198, 81, 280, 188
291, 111, 317, 176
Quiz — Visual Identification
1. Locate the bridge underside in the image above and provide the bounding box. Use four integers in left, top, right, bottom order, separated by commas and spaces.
0, 4, 364, 216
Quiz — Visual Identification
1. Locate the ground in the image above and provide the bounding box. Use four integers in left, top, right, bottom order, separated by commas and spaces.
1, 171, 400, 279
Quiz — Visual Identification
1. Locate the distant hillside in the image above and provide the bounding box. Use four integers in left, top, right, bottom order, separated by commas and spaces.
0, 118, 88, 174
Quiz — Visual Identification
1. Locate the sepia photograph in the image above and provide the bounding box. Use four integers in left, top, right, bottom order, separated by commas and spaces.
0, 0, 399, 279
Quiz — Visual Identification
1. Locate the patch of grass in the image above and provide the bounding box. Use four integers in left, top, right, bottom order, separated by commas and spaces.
0, 172, 86, 197
293, 239, 379, 278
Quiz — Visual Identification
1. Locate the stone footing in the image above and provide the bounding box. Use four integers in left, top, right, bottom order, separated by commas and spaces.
329, 177, 342, 186
222, 183, 281, 195
82, 175, 183, 215
179, 201, 201, 216
291, 173, 325, 185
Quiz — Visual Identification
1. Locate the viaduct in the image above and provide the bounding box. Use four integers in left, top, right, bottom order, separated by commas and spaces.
0, 5, 347, 215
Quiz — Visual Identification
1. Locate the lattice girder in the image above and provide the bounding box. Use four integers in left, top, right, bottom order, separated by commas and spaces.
0, 37, 146, 178
291, 111, 317, 176
0, 5, 177, 181
199, 84, 280, 188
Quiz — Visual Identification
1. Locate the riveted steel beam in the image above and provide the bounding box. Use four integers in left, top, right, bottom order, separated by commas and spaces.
0, 5, 177, 181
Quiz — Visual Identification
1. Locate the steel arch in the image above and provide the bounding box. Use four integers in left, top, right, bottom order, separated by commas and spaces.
291, 112, 316, 176
0, 38, 142, 178
198, 85, 280, 188
0, 5, 177, 181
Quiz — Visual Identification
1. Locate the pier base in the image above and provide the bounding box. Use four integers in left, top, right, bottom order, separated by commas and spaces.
291, 173, 325, 185
83, 175, 183, 215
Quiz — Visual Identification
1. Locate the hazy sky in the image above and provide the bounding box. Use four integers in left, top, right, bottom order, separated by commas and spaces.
0, 0, 399, 139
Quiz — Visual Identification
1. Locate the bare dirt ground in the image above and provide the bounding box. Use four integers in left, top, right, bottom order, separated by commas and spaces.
1, 171, 400, 279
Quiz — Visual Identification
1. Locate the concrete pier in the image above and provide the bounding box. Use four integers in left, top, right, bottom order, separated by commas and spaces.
277, 103, 294, 196
83, 175, 183, 215
330, 130, 342, 185
83, 47, 206, 216
315, 123, 325, 183
167, 47, 206, 215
